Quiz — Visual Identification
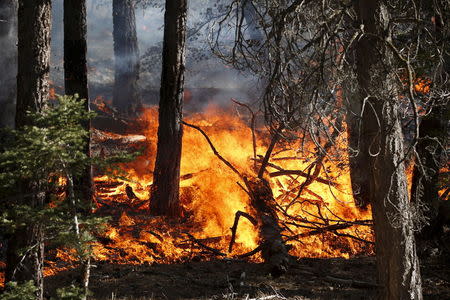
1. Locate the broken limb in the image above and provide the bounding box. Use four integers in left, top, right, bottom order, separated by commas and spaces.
229, 211, 258, 253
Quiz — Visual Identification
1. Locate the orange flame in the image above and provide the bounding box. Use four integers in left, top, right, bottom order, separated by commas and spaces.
91, 103, 374, 264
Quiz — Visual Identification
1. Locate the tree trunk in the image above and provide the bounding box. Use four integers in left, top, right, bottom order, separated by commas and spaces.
246, 178, 289, 277
64, 0, 92, 205
150, 0, 187, 217
6, 1, 52, 299
112, 0, 140, 116
63, 1, 91, 297
353, 1, 423, 299
0, 0, 17, 129
345, 94, 374, 210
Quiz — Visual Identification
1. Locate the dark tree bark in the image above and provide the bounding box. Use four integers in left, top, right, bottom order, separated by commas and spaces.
345, 98, 374, 210
0, 0, 17, 129
245, 177, 289, 277
64, 0, 92, 204
5, 1, 52, 299
63, 0, 91, 296
150, 0, 187, 217
112, 0, 141, 116
353, 1, 423, 299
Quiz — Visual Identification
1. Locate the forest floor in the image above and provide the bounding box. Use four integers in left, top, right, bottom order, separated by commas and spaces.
45, 255, 450, 299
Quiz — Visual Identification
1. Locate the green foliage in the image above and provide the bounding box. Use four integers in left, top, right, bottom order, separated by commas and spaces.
0, 94, 138, 294
0, 281, 37, 300
52, 284, 91, 300
0, 95, 93, 196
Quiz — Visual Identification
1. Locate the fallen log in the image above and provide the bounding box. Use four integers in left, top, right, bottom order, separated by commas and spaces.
245, 177, 290, 277
182, 121, 290, 276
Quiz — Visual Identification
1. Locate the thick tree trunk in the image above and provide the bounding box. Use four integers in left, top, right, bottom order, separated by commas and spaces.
6, 1, 52, 299
0, 0, 17, 128
0, 0, 17, 271
353, 1, 423, 299
345, 96, 374, 210
63, 1, 91, 297
64, 0, 92, 205
112, 0, 140, 116
150, 0, 187, 217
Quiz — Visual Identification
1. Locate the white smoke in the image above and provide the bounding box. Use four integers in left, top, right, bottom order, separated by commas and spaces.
0, 1, 17, 128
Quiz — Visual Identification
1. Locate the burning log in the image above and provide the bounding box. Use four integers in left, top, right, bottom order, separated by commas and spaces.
244, 177, 290, 277
183, 120, 290, 275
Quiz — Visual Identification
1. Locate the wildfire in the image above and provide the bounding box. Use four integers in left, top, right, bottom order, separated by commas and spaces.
0, 102, 376, 288
91, 103, 374, 265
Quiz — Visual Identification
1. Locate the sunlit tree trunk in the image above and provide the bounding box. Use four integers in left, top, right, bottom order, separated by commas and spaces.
0, 0, 17, 129
112, 0, 140, 116
5, 1, 52, 299
150, 0, 187, 217
353, 1, 423, 298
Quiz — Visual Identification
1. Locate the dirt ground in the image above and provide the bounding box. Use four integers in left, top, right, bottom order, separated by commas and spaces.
44, 255, 449, 300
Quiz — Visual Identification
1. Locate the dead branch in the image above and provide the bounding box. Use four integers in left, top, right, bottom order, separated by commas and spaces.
184, 233, 227, 257
269, 170, 337, 186
285, 223, 352, 241
257, 125, 284, 179
229, 211, 258, 253
331, 232, 374, 245
182, 121, 243, 180
252, 156, 337, 186
231, 98, 258, 169
236, 245, 263, 259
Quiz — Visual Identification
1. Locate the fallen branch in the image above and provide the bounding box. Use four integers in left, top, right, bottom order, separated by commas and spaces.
184, 233, 226, 257
229, 211, 258, 253
324, 275, 380, 289
269, 170, 336, 186
236, 245, 263, 259
285, 223, 352, 241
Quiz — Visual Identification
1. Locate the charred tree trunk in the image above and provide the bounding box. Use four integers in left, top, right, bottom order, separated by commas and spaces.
112, 0, 140, 116
246, 177, 289, 277
63, 0, 91, 296
345, 97, 374, 210
5, 1, 52, 299
150, 0, 187, 217
0, 0, 17, 129
353, 1, 422, 299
